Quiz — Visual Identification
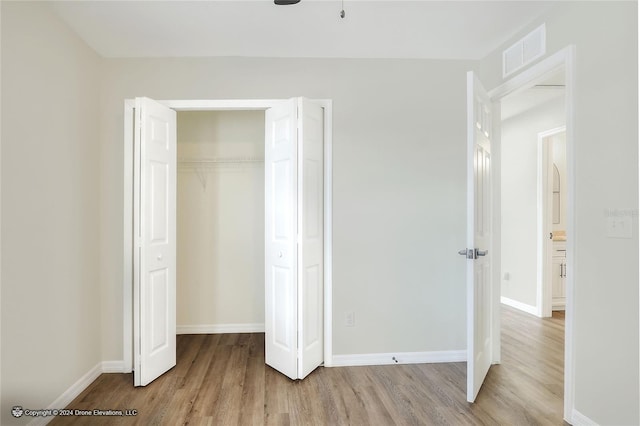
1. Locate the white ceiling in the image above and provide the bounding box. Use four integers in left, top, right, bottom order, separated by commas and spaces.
50, 1, 556, 59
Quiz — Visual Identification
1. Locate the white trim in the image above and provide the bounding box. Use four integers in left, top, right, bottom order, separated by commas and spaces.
28, 363, 103, 426
123, 98, 333, 373
176, 323, 265, 334
160, 99, 283, 111
27, 362, 127, 425
0, 1, 3, 405
101, 360, 126, 373
331, 350, 466, 367
491, 100, 502, 365
321, 100, 334, 368
500, 297, 538, 316
123, 99, 134, 374
571, 409, 600, 426
537, 126, 566, 319
563, 46, 577, 425
489, 45, 576, 423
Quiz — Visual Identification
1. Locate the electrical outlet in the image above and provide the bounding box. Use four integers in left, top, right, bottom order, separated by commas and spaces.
345, 311, 355, 327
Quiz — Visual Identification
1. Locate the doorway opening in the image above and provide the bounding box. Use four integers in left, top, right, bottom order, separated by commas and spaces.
499, 68, 566, 318
122, 98, 334, 382
539, 126, 567, 317
176, 110, 266, 334
488, 45, 575, 421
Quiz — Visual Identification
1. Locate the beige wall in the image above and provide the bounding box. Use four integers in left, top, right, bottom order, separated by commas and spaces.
1, 2, 637, 425
176, 111, 265, 328
501, 97, 565, 307
1, 2, 101, 425
99, 57, 472, 360
480, 2, 639, 424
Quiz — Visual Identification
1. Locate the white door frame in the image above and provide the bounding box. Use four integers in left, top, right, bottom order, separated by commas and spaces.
122, 98, 334, 373
537, 125, 566, 319
488, 45, 576, 422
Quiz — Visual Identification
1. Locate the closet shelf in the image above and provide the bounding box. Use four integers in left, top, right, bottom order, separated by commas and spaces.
178, 157, 264, 190
178, 156, 264, 166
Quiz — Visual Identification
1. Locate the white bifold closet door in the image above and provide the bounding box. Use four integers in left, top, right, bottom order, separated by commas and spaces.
265, 98, 324, 380
133, 97, 177, 387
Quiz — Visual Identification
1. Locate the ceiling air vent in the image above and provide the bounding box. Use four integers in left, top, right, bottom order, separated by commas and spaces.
503, 24, 546, 78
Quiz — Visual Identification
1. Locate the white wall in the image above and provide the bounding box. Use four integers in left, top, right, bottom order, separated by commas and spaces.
5, 3, 636, 425
99, 57, 472, 361
480, 2, 639, 424
176, 111, 265, 329
501, 97, 565, 307
1, 2, 101, 425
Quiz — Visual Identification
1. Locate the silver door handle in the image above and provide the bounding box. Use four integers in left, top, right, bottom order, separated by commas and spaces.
475, 249, 488, 257
458, 249, 473, 259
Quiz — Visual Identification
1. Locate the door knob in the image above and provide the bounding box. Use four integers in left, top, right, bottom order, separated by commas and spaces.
458, 249, 473, 259
157, 254, 163, 261
278, 251, 283, 258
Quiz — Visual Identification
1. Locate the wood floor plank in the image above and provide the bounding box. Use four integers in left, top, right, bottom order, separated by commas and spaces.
50, 306, 566, 425
238, 338, 266, 426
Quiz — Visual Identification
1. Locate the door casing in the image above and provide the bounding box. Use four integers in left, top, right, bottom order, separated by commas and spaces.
122, 98, 334, 374
488, 45, 576, 422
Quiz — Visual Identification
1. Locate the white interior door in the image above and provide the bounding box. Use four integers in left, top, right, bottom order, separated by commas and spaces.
265, 98, 298, 380
297, 98, 324, 379
265, 97, 324, 380
133, 97, 177, 387
465, 72, 493, 402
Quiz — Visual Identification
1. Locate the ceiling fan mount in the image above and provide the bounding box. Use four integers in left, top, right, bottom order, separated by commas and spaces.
274, 0, 301, 5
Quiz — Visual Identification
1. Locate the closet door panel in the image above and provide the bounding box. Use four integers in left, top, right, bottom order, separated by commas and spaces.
265, 99, 298, 380
134, 97, 177, 387
297, 98, 324, 379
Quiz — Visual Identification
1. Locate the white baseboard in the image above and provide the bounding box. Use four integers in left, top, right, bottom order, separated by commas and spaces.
501, 296, 538, 316
571, 409, 599, 426
27, 361, 127, 425
176, 323, 265, 335
331, 350, 466, 367
28, 362, 104, 426
101, 360, 126, 373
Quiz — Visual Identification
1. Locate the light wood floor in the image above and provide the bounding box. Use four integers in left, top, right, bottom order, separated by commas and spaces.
51, 306, 565, 425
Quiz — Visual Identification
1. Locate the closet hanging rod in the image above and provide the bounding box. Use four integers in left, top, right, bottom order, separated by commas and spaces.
177, 156, 264, 165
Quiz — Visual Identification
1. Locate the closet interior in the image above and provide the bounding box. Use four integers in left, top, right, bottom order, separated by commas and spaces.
176, 110, 266, 332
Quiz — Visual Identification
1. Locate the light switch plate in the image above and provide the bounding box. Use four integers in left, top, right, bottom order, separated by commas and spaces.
605, 209, 632, 239
345, 311, 355, 327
